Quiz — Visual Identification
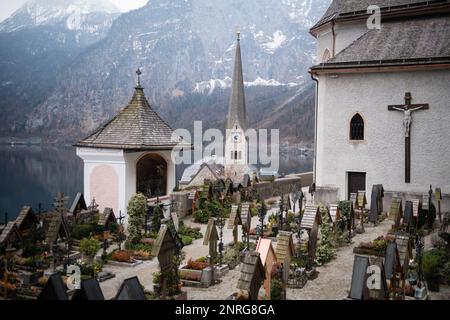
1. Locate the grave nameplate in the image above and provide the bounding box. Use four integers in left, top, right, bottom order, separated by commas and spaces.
412, 199, 420, 217
422, 194, 430, 210
357, 191, 367, 208
350, 193, 357, 207
435, 188, 442, 201
329, 204, 339, 223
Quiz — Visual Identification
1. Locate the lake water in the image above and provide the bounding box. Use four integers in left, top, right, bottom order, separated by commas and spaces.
0, 145, 312, 221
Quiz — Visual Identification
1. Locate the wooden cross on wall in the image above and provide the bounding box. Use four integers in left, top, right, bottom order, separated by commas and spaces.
388, 92, 429, 183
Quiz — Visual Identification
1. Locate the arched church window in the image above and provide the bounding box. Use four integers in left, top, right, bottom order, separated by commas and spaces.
322, 49, 331, 62
350, 113, 364, 141
234, 151, 238, 160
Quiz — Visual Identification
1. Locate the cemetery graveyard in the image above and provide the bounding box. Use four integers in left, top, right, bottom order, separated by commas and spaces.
1, 180, 449, 300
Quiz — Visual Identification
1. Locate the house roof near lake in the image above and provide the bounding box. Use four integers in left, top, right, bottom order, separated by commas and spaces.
75, 83, 186, 151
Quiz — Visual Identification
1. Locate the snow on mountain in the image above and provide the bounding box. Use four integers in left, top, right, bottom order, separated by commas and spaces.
194, 77, 300, 95
0, 0, 120, 33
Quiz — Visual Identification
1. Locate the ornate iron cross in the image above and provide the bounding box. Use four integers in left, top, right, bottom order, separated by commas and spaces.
388, 92, 429, 183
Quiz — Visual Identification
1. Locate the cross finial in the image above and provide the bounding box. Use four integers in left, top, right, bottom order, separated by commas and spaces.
136, 68, 142, 87
236, 31, 241, 41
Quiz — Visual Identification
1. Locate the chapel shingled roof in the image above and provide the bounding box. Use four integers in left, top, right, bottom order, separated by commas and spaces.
75, 85, 180, 150
311, 0, 450, 31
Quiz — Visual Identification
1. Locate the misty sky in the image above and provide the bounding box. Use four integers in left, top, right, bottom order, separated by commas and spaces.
0, 0, 148, 22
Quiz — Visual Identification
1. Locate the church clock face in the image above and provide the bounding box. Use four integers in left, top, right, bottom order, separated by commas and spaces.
232, 132, 241, 142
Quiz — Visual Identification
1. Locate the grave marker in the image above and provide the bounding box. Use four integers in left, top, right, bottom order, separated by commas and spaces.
435, 188, 442, 223
300, 205, 322, 262
72, 278, 105, 300
237, 251, 265, 300
349, 255, 369, 300
114, 276, 147, 300
203, 218, 219, 259
228, 205, 242, 248
38, 273, 69, 300
256, 238, 277, 299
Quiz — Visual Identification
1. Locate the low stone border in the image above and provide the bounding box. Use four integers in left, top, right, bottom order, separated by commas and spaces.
107, 260, 143, 268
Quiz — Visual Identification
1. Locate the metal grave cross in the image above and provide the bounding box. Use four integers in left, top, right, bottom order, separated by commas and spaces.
388, 92, 429, 183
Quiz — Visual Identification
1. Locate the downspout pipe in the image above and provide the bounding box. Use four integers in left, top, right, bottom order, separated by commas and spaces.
310, 72, 319, 188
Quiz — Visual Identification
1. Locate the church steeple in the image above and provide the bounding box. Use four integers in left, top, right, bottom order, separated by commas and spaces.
226, 32, 247, 131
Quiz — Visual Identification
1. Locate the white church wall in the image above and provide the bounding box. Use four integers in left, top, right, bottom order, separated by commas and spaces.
316, 69, 450, 207
315, 20, 368, 64
76, 147, 127, 219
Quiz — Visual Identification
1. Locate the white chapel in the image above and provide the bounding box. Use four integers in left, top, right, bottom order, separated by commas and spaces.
309, 0, 450, 209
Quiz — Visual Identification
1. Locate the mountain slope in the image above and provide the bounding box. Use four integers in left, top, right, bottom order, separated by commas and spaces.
0, 0, 331, 145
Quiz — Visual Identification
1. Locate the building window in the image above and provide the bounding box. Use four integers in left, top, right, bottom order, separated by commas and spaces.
234, 151, 238, 160
350, 113, 364, 141
322, 49, 331, 62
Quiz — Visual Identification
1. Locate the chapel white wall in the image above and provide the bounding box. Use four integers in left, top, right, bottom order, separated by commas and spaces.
315, 69, 450, 205
315, 20, 368, 63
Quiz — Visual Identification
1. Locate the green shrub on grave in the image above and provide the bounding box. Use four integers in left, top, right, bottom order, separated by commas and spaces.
270, 278, 283, 300
127, 193, 148, 246
181, 235, 193, 246
316, 206, 335, 265
151, 204, 164, 234
72, 224, 103, 240
423, 248, 447, 285
80, 237, 101, 258
194, 209, 210, 224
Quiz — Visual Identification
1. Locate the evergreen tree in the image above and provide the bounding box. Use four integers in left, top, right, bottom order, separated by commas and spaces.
316, 206, 335, 265
126, 193, 148, 247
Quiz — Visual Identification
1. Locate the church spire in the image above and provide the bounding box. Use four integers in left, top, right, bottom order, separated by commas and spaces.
226, 32, 247, 131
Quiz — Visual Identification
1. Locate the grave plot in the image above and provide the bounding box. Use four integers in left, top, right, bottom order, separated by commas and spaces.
179, 218, 220, 288
347, 255, 388, 300
152, 223, 186, 300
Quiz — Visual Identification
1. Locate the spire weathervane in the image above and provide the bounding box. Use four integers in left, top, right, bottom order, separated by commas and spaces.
236, 31, 241, 41
136, 68, 142, 87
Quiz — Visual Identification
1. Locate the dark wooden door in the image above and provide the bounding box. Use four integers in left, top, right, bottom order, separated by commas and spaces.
348, 172, 366, 200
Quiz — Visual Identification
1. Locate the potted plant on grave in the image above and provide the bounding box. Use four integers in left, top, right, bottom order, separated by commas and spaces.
179, 258, 209, 282
422, 248, 447, 292
79, 236, 100, 264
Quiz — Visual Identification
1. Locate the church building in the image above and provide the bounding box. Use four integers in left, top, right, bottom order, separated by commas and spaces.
75, 71, 186, 221
309, 0, 450, 209
180, 33, 257, 188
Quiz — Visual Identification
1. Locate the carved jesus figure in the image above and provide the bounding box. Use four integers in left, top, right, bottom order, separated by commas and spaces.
390, 104, 426, 138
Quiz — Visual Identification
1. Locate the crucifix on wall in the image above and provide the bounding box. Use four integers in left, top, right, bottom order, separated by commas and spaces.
388, 92, 429, 183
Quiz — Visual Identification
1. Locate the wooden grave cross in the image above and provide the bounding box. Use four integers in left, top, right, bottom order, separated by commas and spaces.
203, 218, 219, 259
228, 204, 242, 249
388, 92, 429, 183
435, 188, 442, 223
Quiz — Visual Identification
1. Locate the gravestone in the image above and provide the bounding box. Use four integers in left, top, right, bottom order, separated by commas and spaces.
369, 185, 384, 224
402, 201, 413, 230
72, 278, 104, 300
170, 212, 179, 232
152, 224, 183, 299
240, 203, 251, 233
384, 241, 404, 298
300, 205, 322, 262
97, 208, 117, 230
349, 255, 369, 300
114, 276, 146, 300
329, 204, 341, 225
275, 231, 295, 266
228, 205, 242, 247
203, 218, 219, 259
412, 199, 421, 218
389, 198, 403, 230
237, 251, 265, 300
256, 238, 277, 299
38, 273, 69, 300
